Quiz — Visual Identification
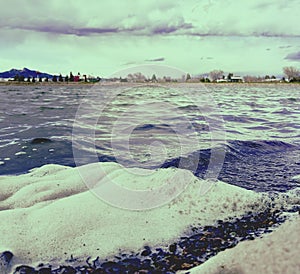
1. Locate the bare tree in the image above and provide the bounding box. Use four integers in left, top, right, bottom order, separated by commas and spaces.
186, 73, 191, 81
209, 70, 224, 81
243, 75, 263, 83
283, 66, 299, 80
133, 72, 146, 82
127, 74, 134, 81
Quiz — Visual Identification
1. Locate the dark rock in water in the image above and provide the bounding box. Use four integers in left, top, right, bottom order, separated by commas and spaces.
37, 268, 51, 274
54, 266, 76, 274
101, 261, 126, 272
30, 138, 52, 144
0, 251, 13, 266
14, 265, 37, 274
91, 269, 106, 274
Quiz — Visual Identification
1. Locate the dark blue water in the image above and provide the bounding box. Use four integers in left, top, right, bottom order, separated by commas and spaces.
0, 84, 299, 193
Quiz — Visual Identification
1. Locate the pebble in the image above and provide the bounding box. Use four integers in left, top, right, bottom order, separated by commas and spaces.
15, 265, 37, 274
169, 243, 177, 254
38, 268, 52, 274
141, 246, 151, 257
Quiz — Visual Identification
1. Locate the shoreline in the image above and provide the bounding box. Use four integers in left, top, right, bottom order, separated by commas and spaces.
1, 81, 300, 86
181, 215, 299, 274
3, 209, 298, 273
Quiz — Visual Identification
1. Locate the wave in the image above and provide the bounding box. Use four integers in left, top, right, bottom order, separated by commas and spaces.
0, 139, 75, 175
161, 140, 300, 192
1, 139, 299, 193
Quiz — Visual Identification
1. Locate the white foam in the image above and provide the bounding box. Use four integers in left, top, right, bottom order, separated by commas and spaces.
0, 163, 297, 270
180, 215, 300, 274
293, 174, 300, 182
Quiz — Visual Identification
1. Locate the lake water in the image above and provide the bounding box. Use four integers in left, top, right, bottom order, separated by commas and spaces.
0, 83, 300, 273
0, 83, 299, 192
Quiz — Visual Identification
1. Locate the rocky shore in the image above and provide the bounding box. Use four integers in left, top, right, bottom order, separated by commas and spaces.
2, 210, 290, 274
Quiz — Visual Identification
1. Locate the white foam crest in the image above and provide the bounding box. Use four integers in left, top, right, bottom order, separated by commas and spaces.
292, 174, 300, 182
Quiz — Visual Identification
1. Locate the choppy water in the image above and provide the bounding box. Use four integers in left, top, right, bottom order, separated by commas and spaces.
0, 83, 299, 192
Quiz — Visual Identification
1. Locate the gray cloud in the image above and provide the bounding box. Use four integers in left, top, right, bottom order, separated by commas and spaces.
145, 57, 165, 62
122, 61, 139, 66
285, 51, 300, 61
5, 20, 193, 37
0, 0, 299, 40
151, 22, 193, 35
186, 30, 300, 38
10, 24, 140, 36
1, 3, 299, 39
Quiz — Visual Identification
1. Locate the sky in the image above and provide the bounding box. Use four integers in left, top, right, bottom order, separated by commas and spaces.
0, 0, 299, 77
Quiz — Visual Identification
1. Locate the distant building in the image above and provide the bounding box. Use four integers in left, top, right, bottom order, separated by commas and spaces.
216, 78, 227, 83
230, 76, 244, 82
87, 75, 100, 83
74, 75, 80, 82
216, 75, 244, 83
264, 78, 281, 82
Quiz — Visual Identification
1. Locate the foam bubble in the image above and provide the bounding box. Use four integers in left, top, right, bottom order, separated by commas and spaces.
14, 152, 26, 156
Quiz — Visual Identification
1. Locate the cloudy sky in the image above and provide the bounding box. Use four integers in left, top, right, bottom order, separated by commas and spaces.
0, 0, 299, 77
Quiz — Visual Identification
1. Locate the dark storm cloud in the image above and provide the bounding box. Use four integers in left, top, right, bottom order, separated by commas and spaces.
6, 21, 193, 37
12, 24, 140, 36
0, 0, 299, 39
285, 51, 300, 61
145, 58, 165, 62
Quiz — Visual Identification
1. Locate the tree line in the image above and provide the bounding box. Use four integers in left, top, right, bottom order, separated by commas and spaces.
13, 72, 101, 83
11, 66, 300, 83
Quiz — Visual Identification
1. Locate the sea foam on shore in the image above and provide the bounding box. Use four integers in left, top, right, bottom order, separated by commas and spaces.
0, 163, 299, 271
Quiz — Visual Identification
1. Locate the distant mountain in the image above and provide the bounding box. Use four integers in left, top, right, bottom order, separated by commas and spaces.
0, 68, 53, 79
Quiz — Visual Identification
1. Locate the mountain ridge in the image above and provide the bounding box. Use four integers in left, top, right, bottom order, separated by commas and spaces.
0, 68, 53, 79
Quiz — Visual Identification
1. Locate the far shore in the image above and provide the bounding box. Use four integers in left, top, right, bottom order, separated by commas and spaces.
0, 81, 300, 87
